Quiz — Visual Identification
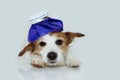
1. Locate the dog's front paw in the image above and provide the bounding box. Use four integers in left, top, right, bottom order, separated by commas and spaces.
66, 59, 80, 68
31, 58, 45, 68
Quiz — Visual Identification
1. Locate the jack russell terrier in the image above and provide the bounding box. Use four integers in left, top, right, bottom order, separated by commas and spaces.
18, 11, 85, 68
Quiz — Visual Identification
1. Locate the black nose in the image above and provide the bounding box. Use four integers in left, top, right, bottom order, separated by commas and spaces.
47, 52, 57, 60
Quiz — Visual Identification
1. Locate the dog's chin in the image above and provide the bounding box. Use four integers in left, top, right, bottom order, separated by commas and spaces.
46, 61, 65, 67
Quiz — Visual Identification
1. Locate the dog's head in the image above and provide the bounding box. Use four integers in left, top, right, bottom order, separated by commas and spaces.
18, 32, 85, 66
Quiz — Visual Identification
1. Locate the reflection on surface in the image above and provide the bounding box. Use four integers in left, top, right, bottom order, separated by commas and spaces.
18, 66, 83, 80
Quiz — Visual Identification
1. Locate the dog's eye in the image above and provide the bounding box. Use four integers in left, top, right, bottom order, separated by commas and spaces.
39, 41, 46, 47
55, 39, 63, 45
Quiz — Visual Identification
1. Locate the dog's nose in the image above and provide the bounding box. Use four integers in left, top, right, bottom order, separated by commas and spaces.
47, 52, 57, 60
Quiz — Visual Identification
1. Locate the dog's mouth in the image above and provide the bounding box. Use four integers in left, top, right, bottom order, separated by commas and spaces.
47, 60, 59, 66
46, 60, 65, 66
48, 60, 56, 64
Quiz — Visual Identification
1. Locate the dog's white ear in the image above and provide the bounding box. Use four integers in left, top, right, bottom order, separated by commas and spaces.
18, 43, 34, 57
64, 32, 85, 45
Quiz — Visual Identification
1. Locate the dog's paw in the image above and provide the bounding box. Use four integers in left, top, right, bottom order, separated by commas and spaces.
66, 59, 80, 68
31, 57, 45, 68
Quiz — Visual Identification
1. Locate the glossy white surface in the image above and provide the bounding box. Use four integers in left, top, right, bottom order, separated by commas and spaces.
0, 0, 120, 80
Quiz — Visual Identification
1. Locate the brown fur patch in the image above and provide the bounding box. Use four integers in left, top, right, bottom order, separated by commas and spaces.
64, 32, 85, 45
50, 32, 69, 52
18, 42, 34, 56
32, 38, 44, 55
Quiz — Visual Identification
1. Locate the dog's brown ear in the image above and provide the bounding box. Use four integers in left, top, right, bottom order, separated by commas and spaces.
18, 43, 34, 57
64, 32, 85, 45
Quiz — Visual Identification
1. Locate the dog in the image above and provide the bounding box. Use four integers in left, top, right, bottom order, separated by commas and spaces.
18, 32, 85, 68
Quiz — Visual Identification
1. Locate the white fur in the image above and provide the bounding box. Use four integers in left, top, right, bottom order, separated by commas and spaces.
31, 54, 45, 67
65, 57, 80, 67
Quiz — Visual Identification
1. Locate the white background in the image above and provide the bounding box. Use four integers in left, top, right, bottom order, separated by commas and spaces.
0, 0, 120, 80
